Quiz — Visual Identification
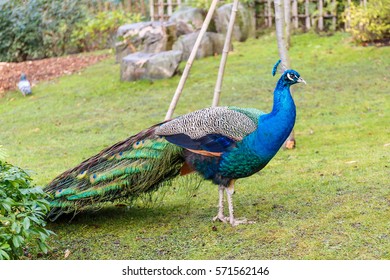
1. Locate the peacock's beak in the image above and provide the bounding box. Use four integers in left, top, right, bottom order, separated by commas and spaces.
297, 77, 307, 85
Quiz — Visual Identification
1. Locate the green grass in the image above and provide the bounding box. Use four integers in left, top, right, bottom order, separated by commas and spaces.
1, 32, 389, 260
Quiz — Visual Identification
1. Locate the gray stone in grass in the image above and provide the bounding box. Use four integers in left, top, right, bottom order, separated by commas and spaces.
121, 51, 182, 81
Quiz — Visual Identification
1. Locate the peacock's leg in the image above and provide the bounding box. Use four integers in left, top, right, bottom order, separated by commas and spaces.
225, 180, 254, 226
213, 185, 227, 222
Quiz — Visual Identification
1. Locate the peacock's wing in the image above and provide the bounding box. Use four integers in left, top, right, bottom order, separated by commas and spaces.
45, 123, 184, 219
156, 107, 265, 154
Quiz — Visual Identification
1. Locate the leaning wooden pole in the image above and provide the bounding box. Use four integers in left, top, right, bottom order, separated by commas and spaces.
212, 0, 239, 107
165, 0, 220, 120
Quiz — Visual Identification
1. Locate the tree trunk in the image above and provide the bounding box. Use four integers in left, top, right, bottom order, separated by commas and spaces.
274, 0, 289, 67
284, 0, 291, 49
274, 0, 295, 149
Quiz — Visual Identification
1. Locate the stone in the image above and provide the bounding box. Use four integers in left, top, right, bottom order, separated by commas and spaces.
168, 6, 207, 36
116, 21, 177, 62
214, 3, 255, 42
120, 51, 182, 81
172, 31, 230, 61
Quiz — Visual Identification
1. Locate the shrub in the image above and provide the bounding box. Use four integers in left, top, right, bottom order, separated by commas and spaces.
346, 0, 390, 43
71, 10, 143, 52
0, 0, 45, 62
0, 159, 54, 260
0, 0, 86, 62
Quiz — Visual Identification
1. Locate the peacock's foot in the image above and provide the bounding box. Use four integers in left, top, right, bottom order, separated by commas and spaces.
213, 214, 228, 223
228, 218, 256, 227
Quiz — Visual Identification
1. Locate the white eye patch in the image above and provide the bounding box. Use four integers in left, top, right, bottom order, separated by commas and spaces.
287, 73, 295, 81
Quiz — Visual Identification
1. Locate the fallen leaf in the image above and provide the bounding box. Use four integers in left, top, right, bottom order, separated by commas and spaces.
64, 249, 71, 259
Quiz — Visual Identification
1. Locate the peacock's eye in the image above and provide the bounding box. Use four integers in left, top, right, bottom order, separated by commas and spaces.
287, 73, 296, 81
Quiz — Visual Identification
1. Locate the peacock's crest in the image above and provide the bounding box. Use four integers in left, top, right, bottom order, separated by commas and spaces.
272, 59, 282, 76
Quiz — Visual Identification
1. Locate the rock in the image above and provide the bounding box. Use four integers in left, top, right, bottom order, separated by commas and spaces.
172, 31, 230, 61
214, 3, 255, 42
116, 21, 177, 62
120, 51, 182, 81
168, 6, 207, 36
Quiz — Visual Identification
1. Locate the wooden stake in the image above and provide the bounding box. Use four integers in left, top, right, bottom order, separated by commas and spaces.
165, 0, 220, 120
212, 0, 240, 107
150, 0, 155, 21
267, 0, 273, 27
292, 0, 298, 29
167, 0, 173, 16
318, 0, 324, 31
346, 0, 351, 30
305, 0, 311, 30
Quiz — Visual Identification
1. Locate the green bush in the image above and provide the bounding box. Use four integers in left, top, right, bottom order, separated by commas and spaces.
0, 159, 54, 260
0, 0, 87, 62
347, 0, 390, 43
71, 10, 143, 52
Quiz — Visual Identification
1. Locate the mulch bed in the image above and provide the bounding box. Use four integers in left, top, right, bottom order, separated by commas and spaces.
0, 53, 110, 97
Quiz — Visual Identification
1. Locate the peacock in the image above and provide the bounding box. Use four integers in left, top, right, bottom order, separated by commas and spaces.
18, 73, 32, 96
45, 60, 306, 226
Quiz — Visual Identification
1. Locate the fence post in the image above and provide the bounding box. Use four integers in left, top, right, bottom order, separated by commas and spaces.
167, 0, 173, 16
332, 0, 337, 31
267, 0, 273, 27
305, 0, 311, 30
292, 0, 298, 29
150, 0, 155, 20
158, 0, 164, 21
345, 0, 351, 29
318, 0, 324, 31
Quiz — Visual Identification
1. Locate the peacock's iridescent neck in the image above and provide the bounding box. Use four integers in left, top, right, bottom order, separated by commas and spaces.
245, 79, 296, 159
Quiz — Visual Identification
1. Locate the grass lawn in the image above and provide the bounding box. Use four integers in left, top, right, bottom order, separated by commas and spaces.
0, 32, 389, 260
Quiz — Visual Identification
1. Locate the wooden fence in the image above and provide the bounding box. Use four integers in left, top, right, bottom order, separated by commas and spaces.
149, 0, 183, 21
86, 0, 149, 17
86, 0, 365, 32
255, 0, 338, 31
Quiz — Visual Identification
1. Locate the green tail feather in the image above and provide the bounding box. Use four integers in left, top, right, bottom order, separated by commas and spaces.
45, 124, 184, 220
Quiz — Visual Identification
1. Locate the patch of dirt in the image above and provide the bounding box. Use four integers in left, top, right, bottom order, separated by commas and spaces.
0, 53, 110, 97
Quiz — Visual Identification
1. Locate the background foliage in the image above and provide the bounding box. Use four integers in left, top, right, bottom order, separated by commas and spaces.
71, 10, 142, 52
346, 0, 390, 43
0, 159, 53, 260
0, 0, 141, 62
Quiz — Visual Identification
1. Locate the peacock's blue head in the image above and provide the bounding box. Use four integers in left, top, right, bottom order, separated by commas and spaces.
20, 73, 27, 81
282, 69, 306, 86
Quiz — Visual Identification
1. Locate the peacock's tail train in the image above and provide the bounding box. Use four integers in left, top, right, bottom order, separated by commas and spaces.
45, 124, 185, 220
